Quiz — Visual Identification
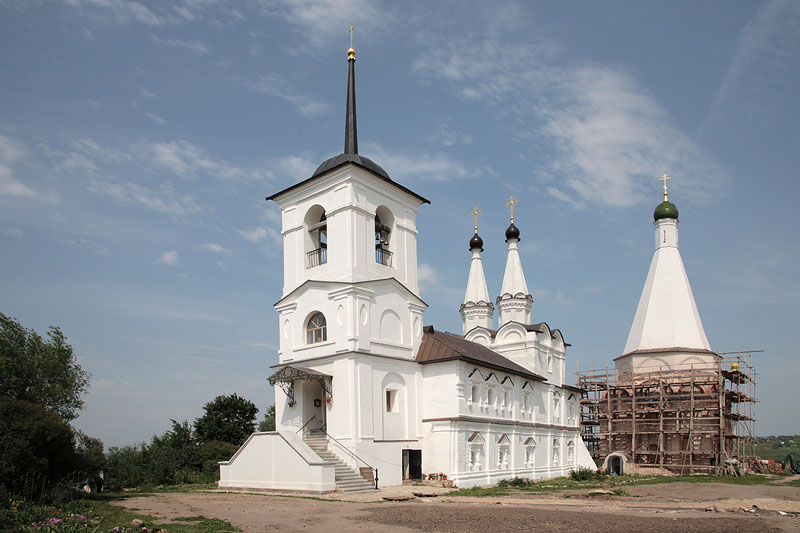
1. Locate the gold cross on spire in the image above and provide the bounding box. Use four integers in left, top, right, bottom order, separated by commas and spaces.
469, 206, 481, 233
505, 195, 518, 223
347, 26, 356, 60
659, 173, 671, 201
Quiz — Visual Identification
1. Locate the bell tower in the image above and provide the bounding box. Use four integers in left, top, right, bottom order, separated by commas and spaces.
266, 40, 430, 364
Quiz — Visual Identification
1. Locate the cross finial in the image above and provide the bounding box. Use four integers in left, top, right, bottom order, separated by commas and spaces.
659, 173, 671, 201
505, 195, 518, 223
469, 206, 481, 233
347, 26, 356, 60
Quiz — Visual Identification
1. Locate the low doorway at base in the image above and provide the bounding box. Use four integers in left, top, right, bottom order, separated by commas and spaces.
402, 449, 422, 480
609, 454, 623, 475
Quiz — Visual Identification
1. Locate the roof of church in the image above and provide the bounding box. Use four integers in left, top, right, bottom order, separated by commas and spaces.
266, 44, 429, 206
417, 326, 546, 382
482, 322, 570, 346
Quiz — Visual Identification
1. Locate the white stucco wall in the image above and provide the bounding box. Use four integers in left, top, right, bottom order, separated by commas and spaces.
218, 431, 336, 492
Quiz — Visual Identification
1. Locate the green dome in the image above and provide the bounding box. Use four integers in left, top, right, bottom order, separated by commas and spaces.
654, 200, 679, 221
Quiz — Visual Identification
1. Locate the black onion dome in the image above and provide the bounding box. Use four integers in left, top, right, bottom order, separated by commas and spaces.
505, 222, 520, 242
469, 232, 484, 252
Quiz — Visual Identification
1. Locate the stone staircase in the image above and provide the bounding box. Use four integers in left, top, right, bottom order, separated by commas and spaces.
303, 432, 376, 493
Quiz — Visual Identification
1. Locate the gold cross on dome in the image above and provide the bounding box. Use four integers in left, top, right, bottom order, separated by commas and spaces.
469, 206, 481, 232
349, 25, 354, 48
505, 195, 518, 223
659, 173, 671, 201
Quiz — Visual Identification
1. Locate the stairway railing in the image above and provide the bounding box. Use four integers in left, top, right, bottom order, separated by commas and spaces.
312, 427, 378, 490
296, 415, 316, 434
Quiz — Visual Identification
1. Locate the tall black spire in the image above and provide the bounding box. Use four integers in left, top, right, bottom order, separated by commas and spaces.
344, 40, 358, 155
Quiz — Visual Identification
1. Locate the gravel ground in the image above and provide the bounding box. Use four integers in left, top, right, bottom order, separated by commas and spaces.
113, 480, 800, 533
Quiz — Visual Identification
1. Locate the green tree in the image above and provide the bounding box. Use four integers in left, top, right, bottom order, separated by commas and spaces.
257, 404, 276, 432
0, 397, 79, 485
0, 313, 90, 422
194, 393, 258, 445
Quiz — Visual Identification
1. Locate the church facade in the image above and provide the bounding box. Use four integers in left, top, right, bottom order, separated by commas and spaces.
218, 44, 593, 492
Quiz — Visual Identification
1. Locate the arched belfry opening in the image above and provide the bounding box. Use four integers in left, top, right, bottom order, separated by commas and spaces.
304, 205, 327, 268
374, 205, 393, 267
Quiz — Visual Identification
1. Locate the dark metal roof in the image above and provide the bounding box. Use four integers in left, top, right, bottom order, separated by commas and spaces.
265, 47, 430, 206
417, 326, 546, 382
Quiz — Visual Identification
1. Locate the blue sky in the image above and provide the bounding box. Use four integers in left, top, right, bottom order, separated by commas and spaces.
1, 0, 798, 447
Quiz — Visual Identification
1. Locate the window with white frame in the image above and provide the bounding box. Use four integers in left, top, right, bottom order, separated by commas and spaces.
470, 384, 479, 405
567, 440, 575, 465
553, 392, 561, 422
502, 390, 510, 412
547, 352, 553, 373
467, 432, 485, 471
523, 437, 536, 468
522, 392, 530, 414
385, 389, 397, 412
487, 386, 495, 408
306, 312, 327, 344
497, 434, 510, 470
552, 439, 560, 466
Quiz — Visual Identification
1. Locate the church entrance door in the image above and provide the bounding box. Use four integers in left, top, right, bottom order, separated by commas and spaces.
302, 380, 326, 433
402, 449, 422, 480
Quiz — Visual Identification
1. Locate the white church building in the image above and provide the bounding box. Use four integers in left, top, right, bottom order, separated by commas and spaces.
219, 44, 594, 492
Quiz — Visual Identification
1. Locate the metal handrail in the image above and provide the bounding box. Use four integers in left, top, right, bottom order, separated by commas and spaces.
375, 246, 392, 267
307, 247, 327, 267
315, 427, 379, 490
296, 415, 316, 434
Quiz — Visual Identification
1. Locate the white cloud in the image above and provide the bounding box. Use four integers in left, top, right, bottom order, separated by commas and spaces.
1, 228, 24, 238
427, 124, 473, 147
278, 155, 317, 181
0, 136, 38, 198
250, 340, 278, 349
150, 35, 210, 54
417, 263, 439, 287
139, 89, 157, 99
547, 186, 584, 210
158, 250, 179, 265
173, 5, 196, 20
148, 139, 271, 181
145, 112, 167, 125
364, 142, 471, 182
238, 225, 281, 247
703, 0, 800, 130
202, 242, 231, 253
262, 0, 385, 49
88, 180, 202, 217
246, 74, 332, 118
414, 26, 729, 208
64, 0, 165, 26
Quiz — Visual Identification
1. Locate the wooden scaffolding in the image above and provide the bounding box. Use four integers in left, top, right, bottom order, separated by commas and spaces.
578, 350, 758, 475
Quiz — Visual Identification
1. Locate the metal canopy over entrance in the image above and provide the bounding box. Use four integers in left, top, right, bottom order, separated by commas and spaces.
267, 366, 332, 405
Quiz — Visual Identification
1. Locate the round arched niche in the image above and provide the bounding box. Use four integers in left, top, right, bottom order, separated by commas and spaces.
602, 451, 630, 476
379, 309, 402, 343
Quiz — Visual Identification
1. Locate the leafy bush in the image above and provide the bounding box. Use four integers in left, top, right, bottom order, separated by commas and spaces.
569, 466, 597, 481
498, 476, 533, 488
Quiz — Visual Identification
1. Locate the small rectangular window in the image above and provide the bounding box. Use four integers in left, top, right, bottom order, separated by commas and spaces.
386, 389, 397, 412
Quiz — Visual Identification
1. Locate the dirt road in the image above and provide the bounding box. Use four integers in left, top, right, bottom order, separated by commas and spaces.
114, 481, 800, 533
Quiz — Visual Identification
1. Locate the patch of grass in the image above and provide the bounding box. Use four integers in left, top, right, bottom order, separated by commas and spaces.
89, 499, 240, 532
447, 473, 777, 497
447, 485, 510, 497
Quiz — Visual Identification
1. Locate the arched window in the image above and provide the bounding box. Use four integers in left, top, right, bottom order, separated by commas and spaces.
304, 206, 327, 268
306, 313, 327, 344
375, 206, 393, 266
